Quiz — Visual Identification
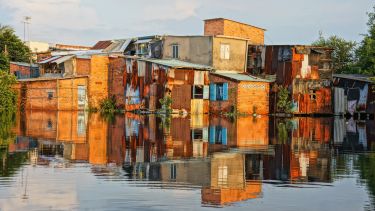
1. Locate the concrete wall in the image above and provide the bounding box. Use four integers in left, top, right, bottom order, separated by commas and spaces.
212, 37, 247, 72
204, 18, 265, 45
163, 36, 213, 66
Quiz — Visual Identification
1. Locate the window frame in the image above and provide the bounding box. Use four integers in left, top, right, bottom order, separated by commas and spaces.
220, 44, 230, 60
172, 44, 179, 59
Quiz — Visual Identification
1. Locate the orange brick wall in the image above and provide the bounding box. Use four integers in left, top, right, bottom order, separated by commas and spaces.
22, 80, 58, 110
57, 77, 88, 110
204, 18, 265, 45
88, 55, 109, 109
237, 81, 270, 114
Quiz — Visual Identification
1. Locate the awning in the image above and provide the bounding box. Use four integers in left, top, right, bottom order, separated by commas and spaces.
51, 55, 75, 64
38, 56, 61, 64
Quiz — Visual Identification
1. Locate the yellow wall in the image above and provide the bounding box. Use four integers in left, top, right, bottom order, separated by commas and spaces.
212, 37, 247, 72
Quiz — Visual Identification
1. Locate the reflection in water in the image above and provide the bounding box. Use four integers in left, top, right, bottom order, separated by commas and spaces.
0, 111, 375, 210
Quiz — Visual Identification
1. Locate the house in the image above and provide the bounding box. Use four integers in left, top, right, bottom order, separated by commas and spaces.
124, 58, 213, 113
247, 45, 333, 115
17, 55, 114, 110
333, 74, 375, 118
209, 72, 271, 115
9, 62, 39, 79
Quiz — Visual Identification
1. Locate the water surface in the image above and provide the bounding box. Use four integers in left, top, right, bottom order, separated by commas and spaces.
0, 111, 374, 210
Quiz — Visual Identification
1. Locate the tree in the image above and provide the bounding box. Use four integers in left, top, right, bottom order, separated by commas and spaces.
356, 5, 375, 75
0, 24, 31, 71
277, 86, 293, 113
312, 32, 357, 74
0, 71, 17, 113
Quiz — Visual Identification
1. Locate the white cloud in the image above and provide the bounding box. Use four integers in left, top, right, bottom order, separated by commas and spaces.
0, 0, 100, 44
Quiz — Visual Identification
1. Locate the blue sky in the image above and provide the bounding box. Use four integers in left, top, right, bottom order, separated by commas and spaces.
0, 0, 373, 46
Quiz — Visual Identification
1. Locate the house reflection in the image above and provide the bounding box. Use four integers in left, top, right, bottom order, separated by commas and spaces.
10, 111, 375, 206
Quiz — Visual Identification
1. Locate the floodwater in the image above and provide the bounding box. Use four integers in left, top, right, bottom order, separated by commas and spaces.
0, 111, 375, 211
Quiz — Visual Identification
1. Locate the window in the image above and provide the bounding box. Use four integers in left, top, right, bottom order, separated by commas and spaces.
220, 44, 230, 60
170, 164, 177, 180
77, 86, 86, 106
47, 119, 53, 130
209, 83, 228, 101
172, 44, 179, 59
77, 112, 86, 136
192, 85, 204, 99
209, 126, 227, 145
47, 92, 53, 100
310, 90, 317, 101
192, 129, 203, 140
218, 166, 228, 187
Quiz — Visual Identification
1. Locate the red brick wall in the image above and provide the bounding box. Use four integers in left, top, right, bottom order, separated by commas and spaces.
109, 57, 126, 108
76, 58, 91, 75
10, 63, 31, 77
21, 80, 58, 110
204, 18, 265, 45
209, 74, 238, 114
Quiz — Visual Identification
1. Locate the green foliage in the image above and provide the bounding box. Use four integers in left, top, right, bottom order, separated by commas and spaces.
312, 32, 357, 74
277, 86, 293, 113
99, 96, 117, 114
0, 71, 17, 113
0, 24, 31, 70
276, 119, 293, 144
0, 112, 16, 147
159, 95, 173, 114
0, 53, 9, 71
356, 6, 375, 75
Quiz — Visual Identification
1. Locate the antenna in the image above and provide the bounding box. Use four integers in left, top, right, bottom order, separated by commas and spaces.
22, 16, 31, 43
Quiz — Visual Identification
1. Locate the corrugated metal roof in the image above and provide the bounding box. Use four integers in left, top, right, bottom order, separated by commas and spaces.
92, 40, 113, 50
134, 39, 152, 44
38, 56, 62, 64
333, 74, 375, 83
51, 55, 75, 64
212, 72, 272, 82
139, 58, 213, 70
10, 62, 38, 68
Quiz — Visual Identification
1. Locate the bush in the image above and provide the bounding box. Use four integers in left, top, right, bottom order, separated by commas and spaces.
99, 96, 117, 113
159, 95, 173, 114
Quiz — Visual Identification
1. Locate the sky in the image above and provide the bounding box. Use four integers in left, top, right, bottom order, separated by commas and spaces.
0, 0, 373, 46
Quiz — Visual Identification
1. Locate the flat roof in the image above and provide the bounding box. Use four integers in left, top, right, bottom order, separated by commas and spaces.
204, 18, 266, 31
212, 72, 272, 82
139, 58, 213, 70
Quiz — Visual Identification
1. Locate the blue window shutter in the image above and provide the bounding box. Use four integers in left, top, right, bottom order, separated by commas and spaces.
222, 128, 227, 145
209, 84, 217, 101
209, 126, 216, 144
223, 83, 228, 101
